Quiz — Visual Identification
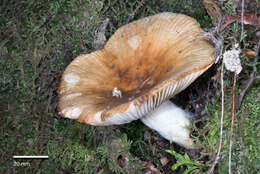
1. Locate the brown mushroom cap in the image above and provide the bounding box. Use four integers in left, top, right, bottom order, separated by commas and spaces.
58, 12, 216, 125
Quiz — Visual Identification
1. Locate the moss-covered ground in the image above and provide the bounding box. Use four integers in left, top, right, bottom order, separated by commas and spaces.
0, 0, 259, 173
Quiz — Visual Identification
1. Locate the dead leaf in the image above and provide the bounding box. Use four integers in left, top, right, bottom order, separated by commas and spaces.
243, 13, 260, 26
146, 162, 155, 169
203, 0, 223, 26
221, 13, 260, 30
78, 42, 86, 51
245, 49, 256, 58
117, 155, 129, 168
142, 162, 162, 174
97, 169, 104, 174
160, 157, 169, 166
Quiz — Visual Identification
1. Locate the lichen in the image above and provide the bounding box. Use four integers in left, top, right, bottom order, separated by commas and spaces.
223, 44, 242, 74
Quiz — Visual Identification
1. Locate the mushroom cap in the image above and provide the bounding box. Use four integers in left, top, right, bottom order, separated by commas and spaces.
58, 12, 216, 125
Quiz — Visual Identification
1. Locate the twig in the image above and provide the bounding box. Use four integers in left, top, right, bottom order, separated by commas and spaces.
237, 70, 256, 108
202, 0, 223, 26
241, 0, 245, 38
125, 0, 145, 24
221, 13, 260, 31
207, 62, 225, 174
255, 75, 260, 80
237, 39, 260, 110
229, 72, 237, 174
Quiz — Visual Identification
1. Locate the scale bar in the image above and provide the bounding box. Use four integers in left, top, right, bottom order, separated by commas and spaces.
13, 156, 49, 159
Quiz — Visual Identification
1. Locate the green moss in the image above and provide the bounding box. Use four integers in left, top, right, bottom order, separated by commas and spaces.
199, 85, 260, 174
1, 0, 259, 173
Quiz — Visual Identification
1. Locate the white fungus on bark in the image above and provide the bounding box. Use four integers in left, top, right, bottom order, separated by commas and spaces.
223, 44, 242, 74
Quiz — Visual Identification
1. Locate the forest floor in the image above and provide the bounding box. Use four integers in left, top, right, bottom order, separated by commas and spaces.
0, 0, 259, 173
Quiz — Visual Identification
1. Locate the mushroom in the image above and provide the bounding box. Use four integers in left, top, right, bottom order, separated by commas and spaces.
58, 12, 216, 148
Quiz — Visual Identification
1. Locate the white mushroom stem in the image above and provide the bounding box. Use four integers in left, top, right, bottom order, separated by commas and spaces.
140, 100, 194, 149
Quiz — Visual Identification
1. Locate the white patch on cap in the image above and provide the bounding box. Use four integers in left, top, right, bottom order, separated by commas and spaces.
64, 73, 80, 88
148, 27, 152, 33
65, 93, 82, 99
112, 87, 122, 98
161, 13, 174, 20
92, 111, 103, 125
128, 35, 141, 50
62, 107, 83, 119
59, 89, 66, 94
